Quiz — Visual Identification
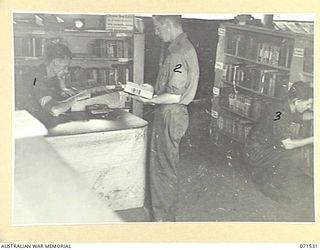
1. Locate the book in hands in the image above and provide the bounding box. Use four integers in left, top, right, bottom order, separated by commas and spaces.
62, 90, 91, 103
123, 81, 154, 99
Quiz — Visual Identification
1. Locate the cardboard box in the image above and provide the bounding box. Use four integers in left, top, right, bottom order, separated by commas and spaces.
124, 81, 154, 99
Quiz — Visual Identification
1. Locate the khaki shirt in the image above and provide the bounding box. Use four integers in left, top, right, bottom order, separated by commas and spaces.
155, 33, 199, 105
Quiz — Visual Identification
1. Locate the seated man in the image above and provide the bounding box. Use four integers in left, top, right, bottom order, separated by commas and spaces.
16, 42, 87, 128
243, 81, 313, 203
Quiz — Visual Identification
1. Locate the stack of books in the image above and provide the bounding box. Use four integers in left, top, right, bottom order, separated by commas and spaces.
69, 65, 129, 88
303, 47, 314, 73
300, 146, 313, 176
14, 36, 47, 57
224, 63, 289, 98
217, 113, 252, 142
227, 92, 253, 117
225, 31, 294, 68
92, 39, 132, 58
226, 31, 247, 57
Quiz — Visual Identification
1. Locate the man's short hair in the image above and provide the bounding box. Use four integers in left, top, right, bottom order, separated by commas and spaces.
152, 15, 182, 27
45, 42, 73, 62
288, 81, 313, 101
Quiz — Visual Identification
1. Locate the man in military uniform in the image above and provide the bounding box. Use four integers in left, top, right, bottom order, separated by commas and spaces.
137, 15, 199, 221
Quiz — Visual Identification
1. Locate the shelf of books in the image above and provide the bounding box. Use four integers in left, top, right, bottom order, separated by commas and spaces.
13, 16, 145, 117
210, 22, 313, 174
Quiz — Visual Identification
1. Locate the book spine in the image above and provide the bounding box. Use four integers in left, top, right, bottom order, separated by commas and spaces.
105, 41, 111, 58
97, 68, 103, 84
21, 37, 32, 57
125, 68, 130, 83
257, 43, 263, 62
279, 39, 288, 67
251, 98, 262, 120
235, 35, 240, 56
114, 67, 119, 84
124, 40, 130, 58
120, 40, 125, 58
268, 44, 274, 65
31, 37, 36, 57
14, 37, 23, 57
268, 74, 275, 96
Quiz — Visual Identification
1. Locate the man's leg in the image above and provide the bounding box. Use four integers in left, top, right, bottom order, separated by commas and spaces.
149, 105, 188, 221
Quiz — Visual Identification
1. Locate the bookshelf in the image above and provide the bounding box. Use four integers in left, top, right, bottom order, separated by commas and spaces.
13, 15, 145, 117
210, 22, 313, 174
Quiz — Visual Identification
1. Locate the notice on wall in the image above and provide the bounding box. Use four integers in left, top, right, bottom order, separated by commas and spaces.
105, 14, 134, 31
215, 61, 224, 70
293, 47, 304, 58
218, 27, 226, 37
212, 87, 220, 96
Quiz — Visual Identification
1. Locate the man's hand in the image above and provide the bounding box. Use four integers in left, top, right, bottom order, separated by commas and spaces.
138, 96, 153, 103
281, 137, 313, 150
61, 88, 77, 98
132, 94, 156, 105
141, 83, 154, 90
50, 90, 90, 116
72, 89, 91, 101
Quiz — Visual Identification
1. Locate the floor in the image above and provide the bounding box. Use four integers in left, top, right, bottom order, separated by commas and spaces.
117, 102, 315, 222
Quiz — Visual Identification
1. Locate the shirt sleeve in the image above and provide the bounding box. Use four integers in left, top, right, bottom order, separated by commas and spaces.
165, 53, 188, 95
271, 108, 292, 143
33, 75, 59, 115
248, 104, 289, 149
292, 112, 303, 122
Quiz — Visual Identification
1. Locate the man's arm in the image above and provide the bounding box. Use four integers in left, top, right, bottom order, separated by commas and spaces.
137, 92, 181, 105
281, 137, 313, 150
40, 90, 89, 116
302, 111, 313, 120
49, 98, 77, 116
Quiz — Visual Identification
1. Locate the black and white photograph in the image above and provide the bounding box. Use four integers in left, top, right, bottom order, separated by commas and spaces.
13, 12, 314, 224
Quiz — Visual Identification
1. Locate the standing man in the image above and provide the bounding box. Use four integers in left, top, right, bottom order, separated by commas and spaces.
136, 15, 199, 221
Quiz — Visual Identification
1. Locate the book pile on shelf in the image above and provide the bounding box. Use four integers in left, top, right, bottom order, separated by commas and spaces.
225, 30, 293, 68
300, 146, 313, 176
287, 119, 313, 176
222, 92, 262, 120
91, 39, 132, 58
303, 47, 313, 73
299, 120, 313, 175
217, 113, 252, 143
225, 31, 247, 57
14, 36, 47, 57
69, 65, 129, 88
223, 63, 289, 98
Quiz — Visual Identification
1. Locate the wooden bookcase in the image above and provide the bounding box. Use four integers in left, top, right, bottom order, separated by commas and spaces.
13, 15, 145, 117
210, 22, 313, 175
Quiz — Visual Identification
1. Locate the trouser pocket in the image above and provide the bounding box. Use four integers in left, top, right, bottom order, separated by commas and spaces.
168, 106, 189, 144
